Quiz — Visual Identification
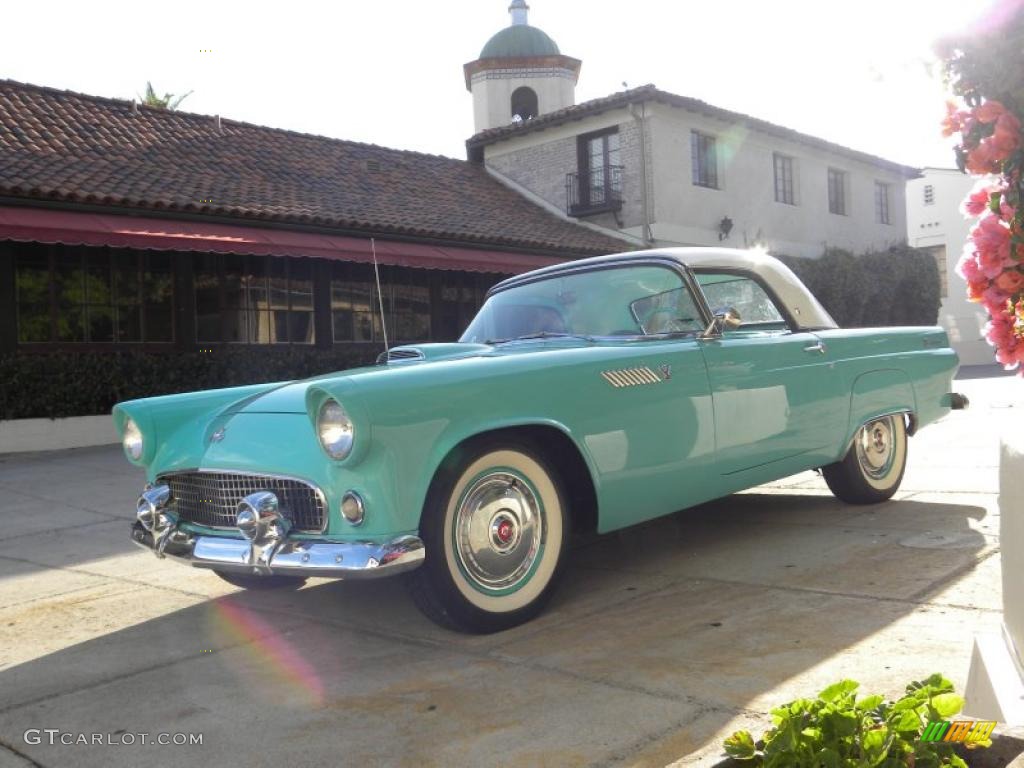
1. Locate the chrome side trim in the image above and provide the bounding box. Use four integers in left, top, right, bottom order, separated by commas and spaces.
130, 522, 425, 579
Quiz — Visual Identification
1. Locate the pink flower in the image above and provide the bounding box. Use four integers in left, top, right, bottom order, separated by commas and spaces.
968, 277, 989, 302
995, 342, 1023, 371
972, 214, 1013, 277
983, 286, 1012, 315
995, 269, 1024, 294
967, 141, 1004, 174
986, 315, 1015, 348
975, 100, 1008, 124
942, 101, 969, 137
956, 247, 984, 282
961, 179, 1008, 219
962, 186, 992, 218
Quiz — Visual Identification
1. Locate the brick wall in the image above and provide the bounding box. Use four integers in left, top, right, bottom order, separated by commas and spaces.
485, 117, 649, 232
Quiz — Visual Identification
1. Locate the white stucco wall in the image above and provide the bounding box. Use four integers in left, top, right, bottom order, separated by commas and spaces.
645, 103, 909, 257
470, 68, 576, 133
906, 169, 992, 367
481, 99, 910, 260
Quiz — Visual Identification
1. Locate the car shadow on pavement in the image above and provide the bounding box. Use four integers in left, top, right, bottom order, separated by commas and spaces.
0, 492, 994, 768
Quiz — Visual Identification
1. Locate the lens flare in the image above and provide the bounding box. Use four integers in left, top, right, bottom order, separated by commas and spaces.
208, 600, 325, 707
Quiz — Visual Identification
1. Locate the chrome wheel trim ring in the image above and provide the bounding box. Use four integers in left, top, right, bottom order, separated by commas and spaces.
856, 416, 896, 481
453, 470, 543, 593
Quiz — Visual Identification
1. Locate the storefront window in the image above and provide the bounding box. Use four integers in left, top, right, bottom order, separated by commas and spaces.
194, 254, 314, 344
330, 264, 432, 343
15, 246, 173, 344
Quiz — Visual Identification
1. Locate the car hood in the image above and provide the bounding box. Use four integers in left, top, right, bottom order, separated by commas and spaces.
234, 343, 494, 414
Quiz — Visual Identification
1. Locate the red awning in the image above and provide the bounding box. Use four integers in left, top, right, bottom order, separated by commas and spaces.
0, 206, 567, 274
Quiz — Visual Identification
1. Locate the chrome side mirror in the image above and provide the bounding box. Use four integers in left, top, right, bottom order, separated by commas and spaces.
704, 307, 742, 336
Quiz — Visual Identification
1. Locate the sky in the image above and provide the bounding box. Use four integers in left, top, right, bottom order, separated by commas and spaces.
1, 0, 1000, 168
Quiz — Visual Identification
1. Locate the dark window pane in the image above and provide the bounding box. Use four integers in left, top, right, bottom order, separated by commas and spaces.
144, 271, 174, 304
354, 312, 374, 342
16, 255, 49, 304
222, 255, 244, 307
268, 310, 287, 343
56, 305, 85, 342
290, 283, 313, 311
17, 303, 50, 343
144, 303, 173, 342
223, 309, 246, 342
117, 305, 142, 342
269, 258, 287, 309
54, 252, 85, 307
332, 310, 354, 341
289, 311, 315, 343
195, 310, 220, 343
87, 304, 114, 342
115, 255, 141, 305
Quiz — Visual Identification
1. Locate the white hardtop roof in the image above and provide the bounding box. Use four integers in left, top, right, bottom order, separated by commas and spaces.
497, 247, 838, 330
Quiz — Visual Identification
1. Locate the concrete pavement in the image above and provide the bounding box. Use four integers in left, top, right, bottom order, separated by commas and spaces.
0, 371, 1012, 767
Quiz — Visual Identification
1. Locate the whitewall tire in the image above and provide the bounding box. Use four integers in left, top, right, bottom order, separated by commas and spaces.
823, 414, 908, 504
407, 439, 567, 633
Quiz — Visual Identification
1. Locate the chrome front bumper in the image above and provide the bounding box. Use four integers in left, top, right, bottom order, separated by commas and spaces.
130, 521, 425, 579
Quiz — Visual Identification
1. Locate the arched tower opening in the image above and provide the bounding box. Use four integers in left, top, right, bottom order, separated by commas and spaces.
511, 86, 538, 121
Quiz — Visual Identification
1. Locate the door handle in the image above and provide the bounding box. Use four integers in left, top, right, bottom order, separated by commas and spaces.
803, 341, 826, 355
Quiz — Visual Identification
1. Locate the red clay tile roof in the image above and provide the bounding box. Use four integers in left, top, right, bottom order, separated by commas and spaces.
467, 84, 920, 178
0, 79, 628, 256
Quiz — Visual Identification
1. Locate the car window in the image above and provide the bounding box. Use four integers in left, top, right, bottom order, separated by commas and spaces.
695, 272, 787, 328
460, 264, 704, 342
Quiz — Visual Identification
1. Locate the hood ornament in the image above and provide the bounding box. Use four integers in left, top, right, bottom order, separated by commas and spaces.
210, 427, 226, 443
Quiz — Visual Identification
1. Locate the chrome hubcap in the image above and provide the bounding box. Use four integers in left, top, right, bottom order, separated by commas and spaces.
856, 416, 896, 480
454, 472, 543, 592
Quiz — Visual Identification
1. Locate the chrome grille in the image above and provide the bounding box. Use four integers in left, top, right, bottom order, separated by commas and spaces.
160, 471, 326, 532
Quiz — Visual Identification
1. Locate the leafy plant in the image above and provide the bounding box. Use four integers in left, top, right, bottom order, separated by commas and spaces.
138, 81, 193, 110
723, 674, 988, 767
779, 245, 941, 329
0, 346, 380, 420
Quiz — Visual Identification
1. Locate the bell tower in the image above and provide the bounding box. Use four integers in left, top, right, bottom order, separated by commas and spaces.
465, 1, 581, 133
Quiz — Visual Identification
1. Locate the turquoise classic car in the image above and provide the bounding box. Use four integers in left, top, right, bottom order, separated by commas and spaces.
118, 248, 967, 633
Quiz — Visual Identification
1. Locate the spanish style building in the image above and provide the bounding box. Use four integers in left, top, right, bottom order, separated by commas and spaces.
465, 3, 918, 259
0, 80, 624, 359
906, 168, 991, 366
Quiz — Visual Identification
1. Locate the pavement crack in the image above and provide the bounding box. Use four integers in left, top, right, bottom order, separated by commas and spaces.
0, 736, 48, 768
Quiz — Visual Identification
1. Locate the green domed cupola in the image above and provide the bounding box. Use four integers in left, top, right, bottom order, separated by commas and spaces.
480, 1, 561, 59
465, 0, 581, 133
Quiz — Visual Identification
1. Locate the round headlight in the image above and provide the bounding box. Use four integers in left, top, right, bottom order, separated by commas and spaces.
317, 400, 354, 460
123, 418, 144, 461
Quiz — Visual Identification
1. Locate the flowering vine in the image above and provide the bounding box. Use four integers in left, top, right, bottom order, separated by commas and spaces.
938, 10, 1024, 371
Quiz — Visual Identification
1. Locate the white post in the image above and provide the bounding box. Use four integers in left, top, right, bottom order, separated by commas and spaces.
965, 426, 1024, 724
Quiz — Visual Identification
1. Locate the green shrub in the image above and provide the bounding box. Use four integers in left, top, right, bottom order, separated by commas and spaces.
0, 345, 379, 421
723, 674, 988, 767
779, 245, 942, 328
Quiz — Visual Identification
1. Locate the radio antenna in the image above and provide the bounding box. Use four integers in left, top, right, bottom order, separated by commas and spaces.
371, 238, 389, 355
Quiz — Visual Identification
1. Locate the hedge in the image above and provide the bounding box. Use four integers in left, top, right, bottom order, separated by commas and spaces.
0, 345, 379, 421
1, 245, 943, 421
779, 244, 942, 329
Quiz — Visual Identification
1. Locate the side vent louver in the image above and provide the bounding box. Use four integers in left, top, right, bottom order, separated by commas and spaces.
377, 348, 426, 364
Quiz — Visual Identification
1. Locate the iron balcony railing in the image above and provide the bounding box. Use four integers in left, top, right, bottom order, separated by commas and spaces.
566, 165, 624, 216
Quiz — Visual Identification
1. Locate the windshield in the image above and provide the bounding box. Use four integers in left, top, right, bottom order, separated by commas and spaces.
460, 264, 705, 343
